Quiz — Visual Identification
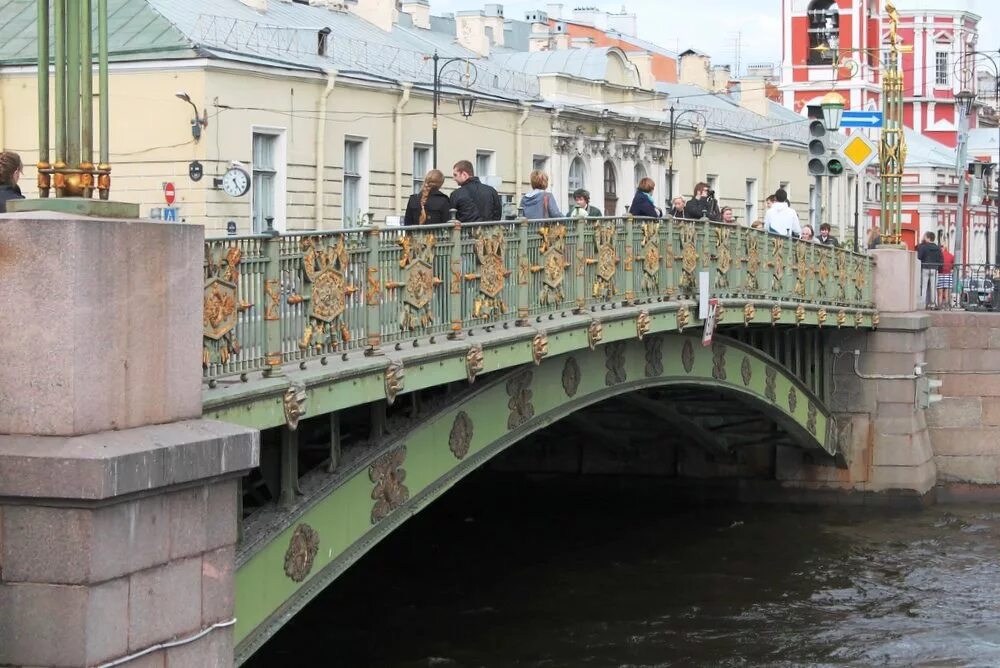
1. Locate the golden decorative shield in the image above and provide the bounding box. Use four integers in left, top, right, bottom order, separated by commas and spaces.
480, 253, 506, 298
404, 260, 435, 310
203, 278, 238, 341
310, 269, 348, 322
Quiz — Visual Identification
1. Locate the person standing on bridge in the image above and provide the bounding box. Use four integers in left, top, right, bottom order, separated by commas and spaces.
403, 169, 451, 226
629, 177, 661, 218
764, 188, 801, 238
0, 151, 25, 213
450, 160, 502, 223
520, 170, 563, 220
916, 231, 944, 309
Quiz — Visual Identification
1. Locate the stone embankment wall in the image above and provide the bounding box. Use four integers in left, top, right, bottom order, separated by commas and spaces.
925, 312, 1000, 489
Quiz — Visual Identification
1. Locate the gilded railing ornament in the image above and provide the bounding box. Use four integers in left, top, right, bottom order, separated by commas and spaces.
743, 303, 756, 327
681, 338, 695, 373
679, 222, 699, 293
203, 245, 250, 367
743, 232, 761, 292
765, 366, 777, 402
769, 237, 785, 292
806, 403, 817, 436
873, 312, 880, 328
837, 310, 847, 328
740, 356, 753, 386
466, 344, 484, 383
677, 305, 690, 331
787, 386, 798, 413
506, 369, 535, 430
714, 227, 732, 289
448, 411, 474, 460
467, 230, 510, 319
299, 236, 356, 351
817, 253, 830, 297
644, 335, 664, 377
283, 524, 320, 583
795, 304, 806, 326
264, 280, 281, 321
836, 251, 848, 301
588, 319, 604, 350
384, 360, 405, 406
853, 257, 867, 301
640, 222, 661, 293
591, 221, 619, 300
636, 310, 652, 340
562, 356, 581, 397
605, 341, 627, 386
369, 447, 409, 524
817, 308, 828, 325
283, 381, 307, 430
771, 304, 782, 326
854, 311, 864, 329
531, 224, 568, 306
390, 234, 442, 331
793, 243, 809, 297
716, 304, 726, 323
366, 267, 381, 306
532, 331, 549, 365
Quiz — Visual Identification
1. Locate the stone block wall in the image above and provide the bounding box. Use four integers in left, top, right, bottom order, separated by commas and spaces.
925, 312, 1000, 486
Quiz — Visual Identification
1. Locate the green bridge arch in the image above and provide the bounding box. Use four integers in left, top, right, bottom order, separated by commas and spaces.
234, 333, 840, 662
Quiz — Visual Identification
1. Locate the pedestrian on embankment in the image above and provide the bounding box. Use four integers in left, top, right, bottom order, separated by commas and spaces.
0, 151, 25, 213
404, 169, 451, 226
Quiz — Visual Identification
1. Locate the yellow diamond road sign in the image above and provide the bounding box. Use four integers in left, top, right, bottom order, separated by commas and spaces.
839, 133, 878, 173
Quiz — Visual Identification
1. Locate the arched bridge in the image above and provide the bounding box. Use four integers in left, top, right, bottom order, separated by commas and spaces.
198, 215, 877, 662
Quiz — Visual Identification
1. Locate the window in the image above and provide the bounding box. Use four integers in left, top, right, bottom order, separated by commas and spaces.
603, 161, 618, 217
344, 138, 368, 227
568, 157, 585, 205
252, 130, 286, 233
780, 180, 789, 195
935, 50, 949, 86
476, 150, 495, 179
412, 144, 430, 195
634, 163, 647, 185
745, 178, 757, 225
532, 155, 549, 173
806, 0, 839, 65
706, 174, 718, 194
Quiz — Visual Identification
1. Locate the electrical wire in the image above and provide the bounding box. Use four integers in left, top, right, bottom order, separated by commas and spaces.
94, 619, 236, 668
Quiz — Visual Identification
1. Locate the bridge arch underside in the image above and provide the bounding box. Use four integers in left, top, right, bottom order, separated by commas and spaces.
234, 334, 841, 663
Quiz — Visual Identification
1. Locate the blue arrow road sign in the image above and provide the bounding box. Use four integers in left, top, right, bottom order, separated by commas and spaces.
840, 111, 883, 128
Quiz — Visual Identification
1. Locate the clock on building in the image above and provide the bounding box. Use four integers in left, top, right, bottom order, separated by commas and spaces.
219, 164, 250, 197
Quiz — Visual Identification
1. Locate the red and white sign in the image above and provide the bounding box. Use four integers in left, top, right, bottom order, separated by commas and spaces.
163, 182, 176, 205
702, 299, 719, 347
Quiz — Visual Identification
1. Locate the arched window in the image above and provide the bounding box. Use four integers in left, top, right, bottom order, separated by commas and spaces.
634, 163, 647, 185
568, 157, 586, 195
807, 0, 839, 65
603, 161, 618, 217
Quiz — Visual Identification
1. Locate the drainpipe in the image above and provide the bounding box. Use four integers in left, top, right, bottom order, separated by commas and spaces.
763, 139, 780, 215
514, 102, 531, 201
314, 68, 338, 229
394, 83, 413, 213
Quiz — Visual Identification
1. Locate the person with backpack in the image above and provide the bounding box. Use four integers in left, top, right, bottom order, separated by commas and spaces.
519, 170, 562, 220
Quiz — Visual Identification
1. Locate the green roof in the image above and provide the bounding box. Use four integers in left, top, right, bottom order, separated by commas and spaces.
0, 0, 193, 65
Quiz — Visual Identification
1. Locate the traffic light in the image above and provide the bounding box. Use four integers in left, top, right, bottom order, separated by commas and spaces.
807, 119, 846, 177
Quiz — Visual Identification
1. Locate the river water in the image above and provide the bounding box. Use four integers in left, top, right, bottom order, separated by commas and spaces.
248, 473, 1000, 667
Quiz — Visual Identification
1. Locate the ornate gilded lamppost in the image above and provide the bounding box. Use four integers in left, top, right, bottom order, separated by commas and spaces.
879, 2, 908, 245
8, 0, 136, 217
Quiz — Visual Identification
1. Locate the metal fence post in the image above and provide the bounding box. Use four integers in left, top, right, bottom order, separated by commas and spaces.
623, 214, 635, 303
574, 217, 587, 313
448, 211, 464, 339
262, 217, 283, 378
517, 217, 530, 325
365, 227, 382, 355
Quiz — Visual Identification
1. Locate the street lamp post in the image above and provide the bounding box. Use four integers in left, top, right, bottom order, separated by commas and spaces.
967, 50, 1000, 264
666, 105, 707, 204
427, 51, 478, 169
954, 89, 976, 270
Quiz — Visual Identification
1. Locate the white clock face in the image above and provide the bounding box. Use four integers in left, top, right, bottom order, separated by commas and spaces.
221, 167, 250, 197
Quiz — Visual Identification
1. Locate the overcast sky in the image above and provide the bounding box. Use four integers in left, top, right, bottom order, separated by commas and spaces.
430, 1, 1000, 77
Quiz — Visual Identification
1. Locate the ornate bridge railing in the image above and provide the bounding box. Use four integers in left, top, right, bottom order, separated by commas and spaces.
202, 217, 875, 385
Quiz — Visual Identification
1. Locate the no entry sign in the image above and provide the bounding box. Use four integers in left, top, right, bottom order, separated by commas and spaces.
164, 182, 176, 205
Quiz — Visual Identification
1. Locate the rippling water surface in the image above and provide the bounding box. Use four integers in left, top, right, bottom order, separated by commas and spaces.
249, 475, 1000, 667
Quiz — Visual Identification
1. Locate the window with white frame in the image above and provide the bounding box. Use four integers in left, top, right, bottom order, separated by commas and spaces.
252, 130, 285, 233
476, 150, 495, 179
745, 178, 757, 225
935, 50, 949, 86
344, 138, 368, 226
634, 163, 647, 184
568, 156, 585, 193
412, 144, 430, 195
706, 174, 718, 195
532, 155, 549, 173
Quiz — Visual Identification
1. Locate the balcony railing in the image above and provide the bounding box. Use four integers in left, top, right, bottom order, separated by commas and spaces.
202, 216, 875, 385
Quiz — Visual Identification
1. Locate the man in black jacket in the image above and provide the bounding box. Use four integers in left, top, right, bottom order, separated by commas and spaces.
916, 231, 944, 308
450, 160, 502, 223
683, 182, 721, 221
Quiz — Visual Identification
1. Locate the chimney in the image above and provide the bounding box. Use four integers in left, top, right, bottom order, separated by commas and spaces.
456, 11, 491, 56
483, 4, 505, 47
629, 51, 656, 89
546, 3, 563, 20
239, 0, 267, 10
346, 0, 396, 32
735, 76, 769, 117
553, 32, 570, 49
711, 64, 731, 92
606, 9, 637, 37
678, 51, 711, 90
400, 0, 430, 29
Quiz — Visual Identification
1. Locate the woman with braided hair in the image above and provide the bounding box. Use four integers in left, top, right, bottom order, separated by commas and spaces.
0, 151, 25, 213
404, 169, 451, 226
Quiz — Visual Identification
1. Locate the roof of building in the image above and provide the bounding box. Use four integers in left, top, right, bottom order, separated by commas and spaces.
904, 129, 957, 168
968, 128, 1000, 158
490, 47, 640, 86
